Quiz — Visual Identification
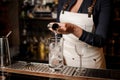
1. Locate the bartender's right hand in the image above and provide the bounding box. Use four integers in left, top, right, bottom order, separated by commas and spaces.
48, 22, 75, 34
48, 22, 83, 38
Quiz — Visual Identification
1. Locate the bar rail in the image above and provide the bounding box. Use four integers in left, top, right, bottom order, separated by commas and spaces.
0, 61, 120, 80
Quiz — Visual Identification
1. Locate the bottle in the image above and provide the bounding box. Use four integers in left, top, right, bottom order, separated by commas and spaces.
38, 37, 45, 60
47, 23, 59, 30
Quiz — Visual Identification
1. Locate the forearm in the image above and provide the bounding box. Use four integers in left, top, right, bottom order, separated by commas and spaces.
79, 30, 106, 47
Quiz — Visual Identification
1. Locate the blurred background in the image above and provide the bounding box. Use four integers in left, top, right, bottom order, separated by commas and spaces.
0, 0, 120, 70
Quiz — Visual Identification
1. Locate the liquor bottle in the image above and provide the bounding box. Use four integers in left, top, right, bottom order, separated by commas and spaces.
47, 23, 59, 30
38, 37, 45, 61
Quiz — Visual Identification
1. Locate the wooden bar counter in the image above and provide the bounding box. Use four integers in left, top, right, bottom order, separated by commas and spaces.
0, 61, 120, 80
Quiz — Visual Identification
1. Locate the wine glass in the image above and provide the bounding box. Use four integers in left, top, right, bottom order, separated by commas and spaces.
75, 43, 86, 73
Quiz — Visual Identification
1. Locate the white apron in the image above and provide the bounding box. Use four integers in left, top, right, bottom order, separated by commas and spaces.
60, 11, 106, 69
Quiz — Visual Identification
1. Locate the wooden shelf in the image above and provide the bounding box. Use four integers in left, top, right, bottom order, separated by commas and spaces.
22, 17, 56, 21
114, 18, 120, 21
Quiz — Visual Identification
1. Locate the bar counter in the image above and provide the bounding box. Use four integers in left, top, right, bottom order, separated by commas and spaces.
0, 61, 120, 80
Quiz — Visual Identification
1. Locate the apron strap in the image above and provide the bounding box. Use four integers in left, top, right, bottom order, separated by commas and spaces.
62, 0, 71, 14
88, 0, 97, 18
88, 0, 97, 33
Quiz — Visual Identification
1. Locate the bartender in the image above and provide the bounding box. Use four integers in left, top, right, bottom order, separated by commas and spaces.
48, 0, 111, 69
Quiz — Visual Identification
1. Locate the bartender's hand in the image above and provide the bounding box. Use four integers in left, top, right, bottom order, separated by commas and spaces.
48, 22, 83, 38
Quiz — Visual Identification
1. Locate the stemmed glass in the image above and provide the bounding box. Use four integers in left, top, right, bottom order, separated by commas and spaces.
75, 43, 86, 73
